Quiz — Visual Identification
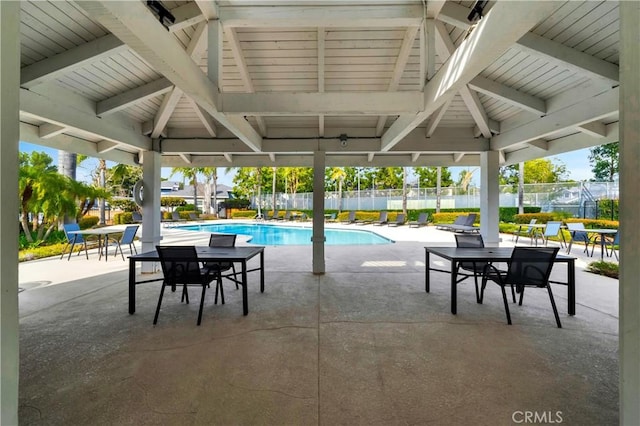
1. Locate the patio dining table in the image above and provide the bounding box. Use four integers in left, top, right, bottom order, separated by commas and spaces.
67, 225, 129, 261
128, 245, 265, 316
584, 228, 618, 260
424, 246, 576, 316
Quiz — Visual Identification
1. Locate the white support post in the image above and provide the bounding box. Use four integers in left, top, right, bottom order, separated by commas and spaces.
619, 2, 640, 424
0, 2, 20, 424
480, 151, 500, 247
312, 150, 326, 274
141, 149, 163, 273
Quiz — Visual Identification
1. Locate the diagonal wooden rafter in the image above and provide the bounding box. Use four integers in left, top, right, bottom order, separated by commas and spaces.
168, 2, 206, 33
467, 75, 546, 115
188, 98, 217, 137
76, 0, 262, 151
375, 26, 419, 137
225, 26, 267, 136
97, 78, 173, 117
21, 34, 127, 89
434, 21, 492, 138
380, 1, 559, 152
438, 4, 619, 84
151, 21, 208, 138
425, 100, 452, 137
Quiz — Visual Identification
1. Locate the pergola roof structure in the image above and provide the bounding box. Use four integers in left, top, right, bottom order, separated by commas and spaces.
18, 0, 620, 169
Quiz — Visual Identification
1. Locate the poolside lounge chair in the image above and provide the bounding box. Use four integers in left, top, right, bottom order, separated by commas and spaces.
435, 215, 466, 231
408, 212, 428, 228
278, 211, 292, 221
372, 211, 388, 226
387, 213, 406, 227
447, 214, 479, 233
341, 211, 356, 224
172, 211, 187, 222
188, 212, 201, 221
268, 210, 280, 221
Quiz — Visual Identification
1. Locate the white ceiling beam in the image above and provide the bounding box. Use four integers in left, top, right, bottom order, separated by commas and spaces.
426, 100, 452, 137
367, 153, 374, 162
426, 1, 446, 19
179, 153, 193, 164
221, 92, 423, 115
20, 123, 138, 166
468, 76, 546, 115
437, 2, 472, 30
224, 26, 267, 136
161, 153, 480, 168
516, 32, 619, 84
97, 78, 173, 117
453, 153, 465, 163
168, 2, 206, 33
504, 122, 619, 166
96, 140, 119, 153
188, 98, 217, 137
491, 87, 618, 150
318, 28, 325, 138
20, 34, 126, 88
380, 1, 560, 152
21, 88, 150, 151
223, 153, 233, 163
161, 128, 488, 154
577, 121, 607, 138
39, 123, 67, 139
498, 150, 506, 164
151, 21, 208, 138
425, 19, 436, 81
77, 1, 262, 152
411, 152, 420, 162
220, 5, 423, 28
434, 21, 492, 138
439, 3, 619, 84
268, 153, 276, 162
195, 0, 219, 20
376, 26, 420, 136
527, 139, 549, 151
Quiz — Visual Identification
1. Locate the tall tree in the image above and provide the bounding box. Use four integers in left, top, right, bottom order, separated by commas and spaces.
414, 166, 453, 188
588, 142, 619, 181
271, 167, 277, 213
329, 167, 347, 212
401, 167, 408, 215
170, 167, 199, 210
500, 158, 567, 185
201, 167, 218, 215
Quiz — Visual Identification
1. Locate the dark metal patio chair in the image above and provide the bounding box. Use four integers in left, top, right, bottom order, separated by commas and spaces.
154, 246, 220, 326
480, 247, 561, 328
205, 233, 239, 304
454, 233, 492, 303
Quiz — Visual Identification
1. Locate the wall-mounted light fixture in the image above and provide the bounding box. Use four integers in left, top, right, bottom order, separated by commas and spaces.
146, 1, 175, 30
339, 134, 348, 147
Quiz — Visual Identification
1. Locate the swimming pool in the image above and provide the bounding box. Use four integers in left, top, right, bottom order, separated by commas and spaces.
177, 223, 394, 246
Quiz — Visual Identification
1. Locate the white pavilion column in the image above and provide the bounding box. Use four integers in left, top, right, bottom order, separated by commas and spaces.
619, 2, 640, 424
0, 2, 20, 423
140, 148, 162, 272
480, 151, 500, 247
312, 150, 326, 274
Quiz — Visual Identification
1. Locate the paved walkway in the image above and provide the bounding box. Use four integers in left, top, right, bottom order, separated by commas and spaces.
17, 222, 619, 425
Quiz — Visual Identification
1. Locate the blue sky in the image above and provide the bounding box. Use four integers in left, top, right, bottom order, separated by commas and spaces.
19, 141, 594, 187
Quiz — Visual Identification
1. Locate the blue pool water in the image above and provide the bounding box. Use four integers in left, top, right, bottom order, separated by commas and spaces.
177, 223, 394, 246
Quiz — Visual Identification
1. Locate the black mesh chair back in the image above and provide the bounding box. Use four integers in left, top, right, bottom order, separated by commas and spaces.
155, 246, 214, 325
454, 233, 486, 302
464, 213, 477, 226
480, 247, 562, 327
207, 233, 239, 298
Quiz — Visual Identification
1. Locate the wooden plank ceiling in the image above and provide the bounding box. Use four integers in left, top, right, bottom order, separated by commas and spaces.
17, 0, 620, 168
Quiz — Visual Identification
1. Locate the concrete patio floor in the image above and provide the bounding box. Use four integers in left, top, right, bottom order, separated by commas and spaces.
17, 223, 619, 425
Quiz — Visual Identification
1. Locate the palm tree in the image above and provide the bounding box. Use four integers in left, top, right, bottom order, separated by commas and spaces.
201, 167, 218, 215
170, 167, 199, 211
271, 166, 277, 212
329, 167, 347, 213
402, 167, 407, 215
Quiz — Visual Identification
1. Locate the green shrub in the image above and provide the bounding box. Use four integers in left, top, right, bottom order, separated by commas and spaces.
597, 199, 619, 221
161, 197, 186, 208
431, 212, 479, 224
232, 210, 258, 218
499, 207, 542, 222
78, 216, 99, 229
221, 198, 251, 209
110, 198, 137, 212
586, 261, 618, 279
513, 213, 556, 224
114, 212, 134, 224
176, 204, 198, 212
200, 214, 218, 220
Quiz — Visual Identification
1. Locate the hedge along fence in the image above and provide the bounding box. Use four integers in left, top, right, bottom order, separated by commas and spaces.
232, 210, 258, 219
513, 213, 557, 224
431, 212, 479, 224
565, 218, 619, 229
